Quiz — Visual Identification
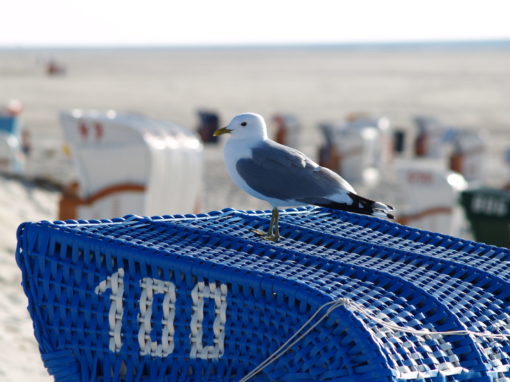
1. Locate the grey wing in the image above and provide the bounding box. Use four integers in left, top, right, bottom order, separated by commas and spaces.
236, 140, 355, 201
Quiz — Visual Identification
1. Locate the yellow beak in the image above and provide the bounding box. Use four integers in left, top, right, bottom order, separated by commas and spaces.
213, 127, 232, 136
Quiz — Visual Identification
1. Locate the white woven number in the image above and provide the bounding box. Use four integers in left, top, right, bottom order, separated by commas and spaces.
95, 270, 228, 360
138, 278, 176, 357
190, 281, 228, 359
95, 268, 125, 352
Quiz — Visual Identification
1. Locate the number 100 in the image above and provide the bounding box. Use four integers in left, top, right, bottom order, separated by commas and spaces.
95, 269, 228, 360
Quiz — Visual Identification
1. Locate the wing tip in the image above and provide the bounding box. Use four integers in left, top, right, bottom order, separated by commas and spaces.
371, 210, 395, 220
374, 201, 395, 211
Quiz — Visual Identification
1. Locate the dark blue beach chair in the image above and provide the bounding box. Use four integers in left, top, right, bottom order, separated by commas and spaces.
16, 207, 510, 381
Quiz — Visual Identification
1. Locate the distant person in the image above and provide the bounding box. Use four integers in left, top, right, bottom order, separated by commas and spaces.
46, 60, 66, 76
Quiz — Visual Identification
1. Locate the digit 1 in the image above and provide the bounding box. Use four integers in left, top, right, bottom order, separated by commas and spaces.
95, 268, 125, 353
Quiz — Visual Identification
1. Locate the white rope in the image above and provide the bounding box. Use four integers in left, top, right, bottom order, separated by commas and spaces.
239, 297, 510, 382
239, 298, 349, 382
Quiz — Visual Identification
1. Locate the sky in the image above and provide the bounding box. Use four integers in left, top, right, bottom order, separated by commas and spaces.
1, 0, 510, 47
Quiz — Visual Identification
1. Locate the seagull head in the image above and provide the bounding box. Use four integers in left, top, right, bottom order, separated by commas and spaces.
213, 113, 268, 141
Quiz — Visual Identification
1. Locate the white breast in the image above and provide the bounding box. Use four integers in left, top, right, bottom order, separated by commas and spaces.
223, 139, 261, 198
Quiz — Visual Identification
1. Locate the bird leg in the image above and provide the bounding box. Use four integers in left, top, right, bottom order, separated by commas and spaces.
253, 207, 280, 242
273, 208, 280, 241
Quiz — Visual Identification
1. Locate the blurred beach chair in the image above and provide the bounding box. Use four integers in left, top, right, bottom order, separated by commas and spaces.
46, 59, 66, 76
317, 123, 339, 171
318, 115, 392, 186
458, 147, 510, 247
414, 116, 487, 184
318, 122, 376, 185
317, 114, 475, 236
59, 110, 202, 220
461, 188, 510, 248
0, 102, 25, 174
395, 159, 468, 236
392, 128, 408, 158
16, 207, 510, 381
447, 129, 487, 184
413, 116, 446, 158
196, 110, 220, 144
272, 113, 301, 149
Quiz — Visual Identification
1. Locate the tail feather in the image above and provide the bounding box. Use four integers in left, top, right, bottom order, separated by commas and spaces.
314, 192, 395, 220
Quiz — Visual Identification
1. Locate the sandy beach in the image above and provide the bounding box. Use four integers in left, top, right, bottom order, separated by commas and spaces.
1, 45, 510, 380
0, 176, 58, 381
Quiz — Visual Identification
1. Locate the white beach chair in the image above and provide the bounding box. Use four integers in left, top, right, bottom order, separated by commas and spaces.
59, 110, 203, 220
395, 159, 468, 236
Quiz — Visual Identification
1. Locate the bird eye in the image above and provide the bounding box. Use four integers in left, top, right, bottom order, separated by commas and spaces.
241, 122, 247, 126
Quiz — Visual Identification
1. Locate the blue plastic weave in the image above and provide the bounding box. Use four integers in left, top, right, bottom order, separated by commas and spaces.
16, 207, 510, 382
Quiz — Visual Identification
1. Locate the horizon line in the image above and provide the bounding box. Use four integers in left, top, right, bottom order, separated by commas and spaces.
1, 38, 510, 51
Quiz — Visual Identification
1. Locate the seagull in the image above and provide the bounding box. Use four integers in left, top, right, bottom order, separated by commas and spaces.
214, 113, 394, 241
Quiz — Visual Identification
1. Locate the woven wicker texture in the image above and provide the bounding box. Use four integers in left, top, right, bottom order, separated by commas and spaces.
16, 207, 510, 382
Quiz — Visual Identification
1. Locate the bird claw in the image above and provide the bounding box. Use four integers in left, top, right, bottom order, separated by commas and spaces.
264, 235, 280, 242
252, 229, 280, 242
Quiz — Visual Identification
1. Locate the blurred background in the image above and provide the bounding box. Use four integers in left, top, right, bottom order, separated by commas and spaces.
1, 0, 510, 380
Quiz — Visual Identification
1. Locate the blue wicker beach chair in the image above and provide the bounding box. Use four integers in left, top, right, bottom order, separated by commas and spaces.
16, 207, 510, 381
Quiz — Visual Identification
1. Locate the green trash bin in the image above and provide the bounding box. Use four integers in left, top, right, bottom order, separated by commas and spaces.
460, 188, 510, 248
